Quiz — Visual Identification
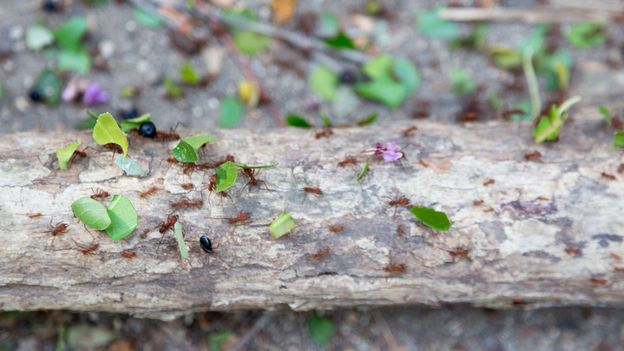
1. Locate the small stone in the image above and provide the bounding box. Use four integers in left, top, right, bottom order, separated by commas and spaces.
99, 40, 115, 58
9, 26, 23, 40
15, 96, 29, 111
125, 21, 137, 33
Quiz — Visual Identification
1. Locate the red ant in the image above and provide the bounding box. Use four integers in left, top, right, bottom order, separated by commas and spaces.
338, 156, 357, 167
75, 241, 98, 255
383, 263, 406, 273
170, 198, 204, 209
602, 172, 616, 180
483, 179, 495, 186
241, 168, 269, 191
388, 196, 410, 207
27, 212, 42, 219
308, 247, 331, 260
166, 156, 179, 164
524, 150, 542, 161
327, 224, 344, 233
121, 249, 137, 259
139, 186, 159, 198
402, 126, 417, 137
154, 122, 181, 142
139, 229, 150, 239
303, 186, 322, 195
396, 224, 405, 237
90, 188, 110, 200
212, 211, 251, 225
49, 220, 69, 246
158, 214, 178, 234
179, 182, 194, 190
206, 175, 230, 199
315, 128, 333, 139
448, 248, 470, 258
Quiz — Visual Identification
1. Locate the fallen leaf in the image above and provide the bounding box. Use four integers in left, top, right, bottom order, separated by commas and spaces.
272, 0, 297, 24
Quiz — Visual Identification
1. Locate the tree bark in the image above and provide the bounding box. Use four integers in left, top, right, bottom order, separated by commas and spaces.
1, 115, 623, 320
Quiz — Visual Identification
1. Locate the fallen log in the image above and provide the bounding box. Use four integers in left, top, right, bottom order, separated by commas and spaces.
0, 114, 623, 320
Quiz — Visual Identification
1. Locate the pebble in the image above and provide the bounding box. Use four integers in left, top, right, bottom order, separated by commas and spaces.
15, 96, 29, 112
192, 106, 203, 118
9, 26, 23, 40
125, 21, 137, 33
99, 40, 115, 58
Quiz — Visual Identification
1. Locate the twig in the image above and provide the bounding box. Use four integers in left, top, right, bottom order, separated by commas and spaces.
523, 48, 541, 121
227, 313, 273, 351
440, 7, 617, 23
372, 310, 404, 351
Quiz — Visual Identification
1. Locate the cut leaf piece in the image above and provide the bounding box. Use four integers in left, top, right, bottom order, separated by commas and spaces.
354, 80, 407, 108
307, 313, 335, 346
26, 24, 54, 51
172, 140, 199, 163
270, 212, 296, 238
33, 69, 62, 105
566, 21, 605, 48
285, 114, 312, 128
56, 140, 81, 170
105, 195, 138, 240
598, 105, 612, 127
309, 66, 338, 101
449, 68, 476, 96
356, 112, 378, 126
356, 161, 369, 182
164, 77, 184, 98
363, 54, 393, 81
183, 133, 216, 150
71, 197, 111, 230
410, 206, 451, 231
324, 32, 355, 49
57, 48, 91, 74
54, 16, 88, 50
180, 61, 200, 85
233, 31, 270, 55
218, 96, 245, 128
416, 7, 458, 39
613, 131, 624, 148
174, 222, 189, 259
92, 112, 128, 157
215, 161, 238, 192
120, 113, 152, 132
114, 155, 146, 177
392, 58, 420, 93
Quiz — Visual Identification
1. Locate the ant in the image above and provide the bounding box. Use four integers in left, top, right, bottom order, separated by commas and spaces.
179, 182, 194, 190
170, 197, 204, 209
158, 214, 179, 234
27, 212, 42, 219
212, 211, 251, 225
75, 241, 98, 255
396, 224, 405, 237
139, 186, 159, 198
49, 220, 69, 246
402, 126, 417, 137
338, 156, 358, 167
327, 224, 344, 233
315, 128, 333, 139
139, 229, 150, 239
483, 179, 495, 186
602, 172, 616, 180
448, 248, 470, 258
303, 186, 322, 196
388, 196, 410, 208
90, 188, 110, 200
524, 150, 542, 161
206, 175, 231, 199
166, 156, 179, 164
240, 168, 269, 191
121, 249, 137, 259
383, 263, 406, 273
308, 247, 331, 260
154, 130, 181, 142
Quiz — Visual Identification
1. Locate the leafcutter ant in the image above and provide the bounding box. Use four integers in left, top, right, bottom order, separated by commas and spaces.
327, 224, 344, 233
308, 247, 331, 260
383, 263, 406, 273
90, 188, 110, 200
170, 197, 203, 209
303, 186, 322, 196
121, 249, 137, 259
139, 186, 159, 198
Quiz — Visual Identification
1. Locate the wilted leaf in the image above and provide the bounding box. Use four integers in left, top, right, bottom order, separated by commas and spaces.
271, 0, 297, 24
307, 313, 335, 346
133, 7, 163, 28
285, 114, 312, 128
309, 66, 338, 101
566, 21, 606, 48
114, 155, 146, 177
172, 140, 199, 163
56, 140, 81, 170
71, 197, 111, 230
410, 206, 451, 231
174, 222, 189, 259
269, 212, 296, 238
416, 7, 458, 39
183, 133, 216, 150
106, 195, 138, 240
215, 161, 238, 192
26, 24, 54, 50
92, 112, 128, 157
180, 61, 200, 85
218, 96, 245, 128
54, 16, 88, 50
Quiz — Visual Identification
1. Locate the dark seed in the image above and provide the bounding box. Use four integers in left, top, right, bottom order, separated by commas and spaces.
42, 0, 58, 12
200, 234, 213, 253
138, 121, 157, 138
339, 70, 357, 85
120, 107, 139, 120
28, 89, 43, 102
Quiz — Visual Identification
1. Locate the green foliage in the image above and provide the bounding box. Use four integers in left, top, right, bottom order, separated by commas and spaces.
57, 47, 91, 74
269, 212, 296, 238
119, 113, 152, 132
599, 105, 612, 126
174, 222, 189, 259
489, 46, 522, 69
451, 23, 488, 50
533, 96, 581, 143
172, 141, 199, 163
54, 16, 88, 50
71, 197, 111, 230
356, 161, 369, 182
66, 325, 114, 350
355, 54, 417, 108
449, 68, 476, 96
105, 195, 138, 240
356, 112, 378, 126
56, 140, 81, 170
92, 112, 128, 157
114, 155, 146, 177
543, 50, 572, 91
233, 31, 270, 55
613, 131, 624, 148
26, 24, 54, 50
215, 161, 238, 192
392, 58, 421, 94
133, 7, 163, 28
416, 7, 458, 39
324, 32, 355, 49
309, 66, 338, 101
207, 331, 232, 351
285, 114, 312, 128
183, 133, 216, 150
410, 206, 451, 231
307, 313, 335, 346
33, 69, 62, 105
180, 61, 200, 85
164, 77, 184, 98
218, 96, 245, 128
566, 21, 606, 48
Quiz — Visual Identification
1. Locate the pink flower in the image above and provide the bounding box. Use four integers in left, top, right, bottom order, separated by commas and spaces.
82, 83, 109, 106
374, 141, 403, 162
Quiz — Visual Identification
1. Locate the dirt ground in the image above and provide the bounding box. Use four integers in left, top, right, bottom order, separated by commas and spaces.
2, 0, 624, 350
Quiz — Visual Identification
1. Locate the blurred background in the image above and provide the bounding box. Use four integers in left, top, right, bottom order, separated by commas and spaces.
1, 0, 624, 349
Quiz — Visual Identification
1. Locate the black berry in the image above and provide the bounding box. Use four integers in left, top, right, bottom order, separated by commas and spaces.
200, 234, 213, 253
41, 0, 58, 12
120, 107, 139, 120
29, 89, 43, 102
138, 121, 157, 138
339, 70, 357, 85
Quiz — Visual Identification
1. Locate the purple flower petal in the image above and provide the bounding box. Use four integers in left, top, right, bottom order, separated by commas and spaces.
82, 83, 109, 106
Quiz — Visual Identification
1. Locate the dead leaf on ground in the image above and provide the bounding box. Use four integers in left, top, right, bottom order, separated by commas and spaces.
272, 0, 297, 24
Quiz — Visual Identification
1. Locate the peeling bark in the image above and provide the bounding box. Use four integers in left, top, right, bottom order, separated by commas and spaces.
0, 116, 623, 320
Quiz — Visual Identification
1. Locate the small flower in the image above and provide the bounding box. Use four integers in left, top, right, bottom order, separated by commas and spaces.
62, 78, 89, 102
374, 141, 403, 162
82, 83, 110, 106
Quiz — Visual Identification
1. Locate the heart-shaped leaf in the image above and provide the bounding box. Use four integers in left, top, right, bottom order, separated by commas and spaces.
54, 16, 88, 50
105, 195, 138, 240
56, 140, 81, 170
71, 197, 111, 230
93, 112, 128, 157
171, 140, 199, 163
410, 206, 451, 231
269, 212, 296, 238
215, 161, 238, 192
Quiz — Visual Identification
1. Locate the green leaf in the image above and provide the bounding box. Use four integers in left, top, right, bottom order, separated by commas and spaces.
56, 140, 81, 170
215, 161, 238, 192
92, 112, 128, 157
57, 48, 91, 74
356, 112, 378, 126
613, 131, 624, 148
26, 24, 54, 50
208, 331, 232, 351
218, 96, 245, 128
519, 24, 548, 56
133, 7, 163, 28
233, 31, 270, 55
172, 140, 199, 163
164, 77, 184, 98
363, 54, 393, 80
71, 197, 111, 230
114, 155, 146, 177
566, 21, 606, 48
309, 66, 338, 101
75, 113, 99, 130
410, 206, 451, 231
269, 212, 296, 239
105, 195, 138, 240
354, 80, 407, 108
54, 16, 88, 50
449, 68, 476, 96
307, 313, 335, 346
33, 68, 62, 105
180, 61, 200, 85
174, 222, 189, 259
533, 96, 581, 143
285, 114, 312, 128
488, 46, 522, 69
321, 115, 333, 127
183, 133, 216, 150
544, 50, 573, 91
356, 161, 369, 182
119, 113, 152, 132
599, 105, 612, 127
416, 7, 458, 39
324, 32, 355, 49
317, 11, 339, 37
451, 23, 488, 49
392, 58, 420, 93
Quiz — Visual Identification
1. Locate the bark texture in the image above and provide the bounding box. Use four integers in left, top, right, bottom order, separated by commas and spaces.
0, 115, 623, 319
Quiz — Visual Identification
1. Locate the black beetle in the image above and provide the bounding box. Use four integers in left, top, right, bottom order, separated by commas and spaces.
199, 234, 213, 253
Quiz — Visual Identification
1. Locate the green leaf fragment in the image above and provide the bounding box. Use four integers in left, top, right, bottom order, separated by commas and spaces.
34, 69, 62, 105
133, 7, 163, 28
449, 68, 476, 96
208, 331, 232, 351
416, 7, 458, 40
324, 32, 355, 49
613, 131, 624, 148
356, 161, 369, 182
566, 21, 606, 48
233, 31, 270, 55
57, 48, 91, 74
321, 115, 333, 127
215, 161, 238, 192
309, 66, 338, 101
307, 313, 335, 346
356, 112, 378, 126
54, 16, 88, 50
183, 133, 216, 150
285, 114, 312, 128
172, 140, 199, 163
410, 206, 451, 231
180, 61, 200, 85
363, 54, 393, 80
120, 113, 152, 132
269, 212, 296, 239
599, 105, 612, 127
71, 197, 111, 230
354, 80, 407, 108
164, 77, 184, 98
317, 11, 339, 37
532, 96, 581, 144
105, 195, 138, 240
26, 24, 54, 50
92, 112, 128, 157
114, 155, 146, 177
56, 140, 81, 170
174, 222, 189, 259
218, 96, 245, 128
392, 58, 420, 93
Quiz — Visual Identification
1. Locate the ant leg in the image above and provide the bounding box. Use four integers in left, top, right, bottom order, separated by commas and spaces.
83, 224, 97, 241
